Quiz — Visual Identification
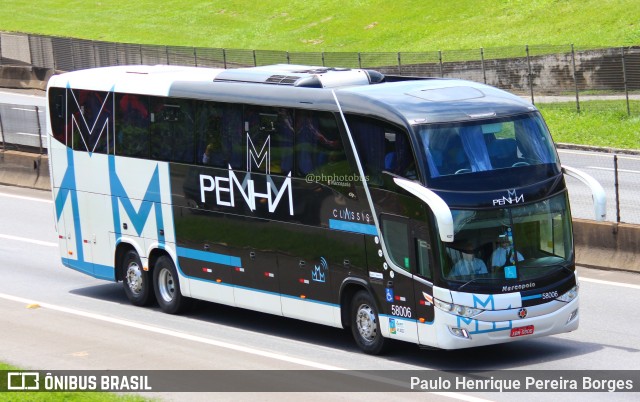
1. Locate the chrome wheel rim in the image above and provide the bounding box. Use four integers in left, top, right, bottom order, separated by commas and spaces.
158, 268, 176, 303
126, 261, 143, 295
355, 304, 377, 342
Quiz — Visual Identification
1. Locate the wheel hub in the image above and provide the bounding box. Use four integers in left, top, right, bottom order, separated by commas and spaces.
356, 304, 377, 341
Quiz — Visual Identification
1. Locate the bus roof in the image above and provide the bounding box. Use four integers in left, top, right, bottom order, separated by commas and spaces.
48, 64, 537, 125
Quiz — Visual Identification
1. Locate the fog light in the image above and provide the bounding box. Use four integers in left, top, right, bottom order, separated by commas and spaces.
566, 308, 578, 324
449, 327, 470, 339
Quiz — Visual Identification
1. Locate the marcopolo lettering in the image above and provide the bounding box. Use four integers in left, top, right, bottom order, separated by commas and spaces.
502, 282, 536, 292
199, 167, 294, 215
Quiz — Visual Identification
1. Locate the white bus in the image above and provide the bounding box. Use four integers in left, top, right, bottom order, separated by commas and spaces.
47, 64, 605, 353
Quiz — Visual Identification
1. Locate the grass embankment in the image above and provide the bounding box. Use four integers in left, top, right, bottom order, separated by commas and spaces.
0, 0, 638, 52
539, 101, 640, 150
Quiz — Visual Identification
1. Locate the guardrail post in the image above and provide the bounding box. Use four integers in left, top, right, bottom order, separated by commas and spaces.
0, 108, 5, 151
193, 47, 197, 67
35, 106, 43, 154
397, 52, 402, 75
322, 52, 325, 67
286, 51, 290, 64
480, 47, 487, 84
526, 45, 534, 104
253, 50, 257, 67
358, 52, 362, 69
223, 48, 227, 69
571, 44, 581, 113
621, 47, 631, 116
614, 154, 621, 223
438, 50, 443, 77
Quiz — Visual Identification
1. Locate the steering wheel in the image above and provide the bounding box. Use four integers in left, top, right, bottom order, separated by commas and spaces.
512, 162, 530, 167
454, 168, 472, 174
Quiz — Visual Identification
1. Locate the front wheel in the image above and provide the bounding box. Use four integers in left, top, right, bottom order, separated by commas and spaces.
153, 255, 191, 314
350, 290, 388, 355
122, 249, 154, 306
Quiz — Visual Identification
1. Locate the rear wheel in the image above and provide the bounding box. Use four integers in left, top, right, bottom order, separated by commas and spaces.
153, 255, 191, 314
350, 290, 388, 355
122, 249, 154, 306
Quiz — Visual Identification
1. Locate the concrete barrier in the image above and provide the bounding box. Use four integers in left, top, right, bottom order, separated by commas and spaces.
0, 150, 637, 272
573, 218, 640, 272
0, 66, 54, 91
0, 150, 50, 190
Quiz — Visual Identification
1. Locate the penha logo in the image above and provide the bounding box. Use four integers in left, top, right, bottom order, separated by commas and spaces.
493, 189, 524, 206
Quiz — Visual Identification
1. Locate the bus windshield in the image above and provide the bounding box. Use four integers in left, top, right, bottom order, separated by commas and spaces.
442, 192, 573, 285
416, 113, 557, 178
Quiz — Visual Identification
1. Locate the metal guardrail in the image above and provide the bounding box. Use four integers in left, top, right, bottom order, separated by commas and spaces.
1, 32, 640, 115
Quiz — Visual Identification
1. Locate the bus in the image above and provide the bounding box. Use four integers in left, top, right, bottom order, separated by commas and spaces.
46, 64, 605, 353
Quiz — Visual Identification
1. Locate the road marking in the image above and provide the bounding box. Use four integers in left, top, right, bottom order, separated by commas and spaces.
586, 166, 640, 174
0, 192, 52, 203
0, 233, 57, 247
580, 277, 640, 290
11, 107, 40, 112
0, 292, 486, 401
558, 150, 640, 161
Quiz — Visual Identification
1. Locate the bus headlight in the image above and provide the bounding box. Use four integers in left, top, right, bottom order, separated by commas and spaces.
556, 285, 578, 303
434, 299, 483, 318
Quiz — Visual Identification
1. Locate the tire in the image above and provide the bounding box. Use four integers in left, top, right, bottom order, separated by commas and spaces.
122, 249, 154, 306
350, 290, 388, 355
153, 255, 191, 314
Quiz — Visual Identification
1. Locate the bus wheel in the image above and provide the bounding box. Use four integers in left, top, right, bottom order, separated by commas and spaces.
350, 290, 387, 355
153, 255, 191, 314
122, 250, 154, 306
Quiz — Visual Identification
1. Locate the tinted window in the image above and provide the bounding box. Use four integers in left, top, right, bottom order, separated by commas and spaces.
68, 89, 113, 154
347, 115, 417, 187
245, 106, 294, 175
150, 97, 195, 163
196, 101, 244, 170
295, 110, 348, 178
48, 87, 66, 145
381, 216, 411, 272
115, 94, 150, 158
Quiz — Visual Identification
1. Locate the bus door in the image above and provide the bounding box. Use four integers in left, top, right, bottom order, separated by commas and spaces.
377, 214, 420, 343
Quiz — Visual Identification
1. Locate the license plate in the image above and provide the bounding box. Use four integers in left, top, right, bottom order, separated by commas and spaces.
510, 325, 535, 337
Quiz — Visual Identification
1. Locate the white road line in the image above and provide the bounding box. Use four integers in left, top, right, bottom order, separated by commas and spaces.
586, 166, 640, 174
580, 277, 640, 290
558, 150, 640, 161
0, 292, 487, 401
0, 192, 52, 203
0, 233, 57, 247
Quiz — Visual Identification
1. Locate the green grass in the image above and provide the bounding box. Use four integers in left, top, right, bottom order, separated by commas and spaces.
0, 363, 151, 401
0, 0, 638, 52
539, 101, 640, 150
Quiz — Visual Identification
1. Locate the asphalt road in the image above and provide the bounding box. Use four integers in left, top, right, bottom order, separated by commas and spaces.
1, 184, 640, 401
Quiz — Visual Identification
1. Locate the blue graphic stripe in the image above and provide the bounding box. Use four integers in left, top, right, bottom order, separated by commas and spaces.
522, 294, 542, 301
329, 219, 378, 236
177, 247, 242, 267
61, 258, 115, 281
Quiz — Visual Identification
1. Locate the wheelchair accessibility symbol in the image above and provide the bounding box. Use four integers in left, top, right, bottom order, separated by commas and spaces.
385, 288, 394, 303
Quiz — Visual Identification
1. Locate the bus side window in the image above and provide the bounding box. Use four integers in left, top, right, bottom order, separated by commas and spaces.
48, 87, 66, 146
115, 93, 150, 159
380, 216, 411, 272
295, 110, 347, 177
347, 115, 417, 186
150, 97, 195, 163
68, 89, 113, 154
245, 106, 294, 175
